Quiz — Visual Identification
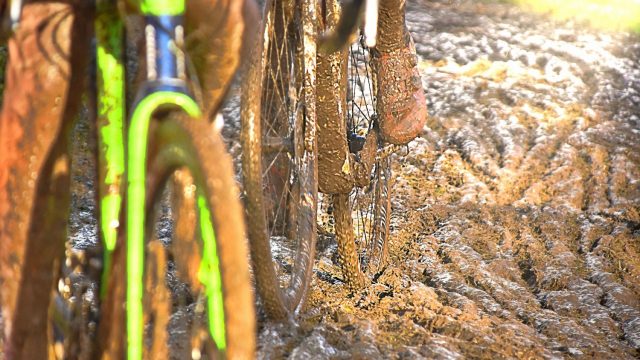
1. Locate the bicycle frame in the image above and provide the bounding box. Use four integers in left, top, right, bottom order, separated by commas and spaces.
94, 0, 226, 358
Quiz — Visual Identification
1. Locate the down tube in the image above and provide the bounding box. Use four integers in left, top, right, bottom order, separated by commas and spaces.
95, 4, 125, 297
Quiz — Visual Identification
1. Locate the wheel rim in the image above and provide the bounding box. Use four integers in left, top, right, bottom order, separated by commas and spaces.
348, 36, 391, 273
329, 35, 392, 288
247, 0, 318, 316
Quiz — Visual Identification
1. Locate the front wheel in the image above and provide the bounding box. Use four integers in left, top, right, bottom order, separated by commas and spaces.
148, 115, 254, 358
112, 115, 255, 358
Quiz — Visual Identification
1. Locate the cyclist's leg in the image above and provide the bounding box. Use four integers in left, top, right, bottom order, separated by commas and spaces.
184, 0, 258, 117
0, 2, 91, 357
375, 0, 427, 145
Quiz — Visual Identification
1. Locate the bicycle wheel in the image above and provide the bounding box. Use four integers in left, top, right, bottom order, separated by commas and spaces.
0, 4, 98, 358
241, 0, 318, 320
331, 35, 392, 290
138, 115, 255, 358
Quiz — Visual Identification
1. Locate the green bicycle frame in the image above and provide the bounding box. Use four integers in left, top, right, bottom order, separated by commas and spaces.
95, 0, 125, 298
94, 0, 227, 358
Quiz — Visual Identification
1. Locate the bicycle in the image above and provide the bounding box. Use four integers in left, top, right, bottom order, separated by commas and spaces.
241, 0, 424, 320
0, 0, 256, 358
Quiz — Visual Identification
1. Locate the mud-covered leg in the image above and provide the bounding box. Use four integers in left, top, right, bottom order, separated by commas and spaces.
376, 0, 407, 52
317, 0, 353, 195
0, 3, 91, 358
333, 193, 366, 290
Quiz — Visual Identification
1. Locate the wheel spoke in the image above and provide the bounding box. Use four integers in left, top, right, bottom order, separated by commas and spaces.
329, 32, 392, 288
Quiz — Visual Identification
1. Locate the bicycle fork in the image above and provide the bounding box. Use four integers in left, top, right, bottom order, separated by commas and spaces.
95, 1, 225, 358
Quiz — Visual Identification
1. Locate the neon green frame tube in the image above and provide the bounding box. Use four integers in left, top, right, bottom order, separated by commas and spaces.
197, 194, 227, 350
127, 92, 206, 360
139, 0, 185, 15
95, 4, 125, 297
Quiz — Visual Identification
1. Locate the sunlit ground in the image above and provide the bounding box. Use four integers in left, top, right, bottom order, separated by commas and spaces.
513, 0, 640, 32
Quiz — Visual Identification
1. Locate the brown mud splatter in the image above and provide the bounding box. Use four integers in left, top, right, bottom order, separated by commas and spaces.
257, 0, 640, 358
3, 0, 638, 358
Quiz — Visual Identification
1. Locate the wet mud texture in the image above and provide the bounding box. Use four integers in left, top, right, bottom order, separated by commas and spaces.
257, 0, 640, 358
5, 0, 638, 358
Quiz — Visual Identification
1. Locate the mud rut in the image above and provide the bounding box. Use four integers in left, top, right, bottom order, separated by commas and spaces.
256, 0, 640, 358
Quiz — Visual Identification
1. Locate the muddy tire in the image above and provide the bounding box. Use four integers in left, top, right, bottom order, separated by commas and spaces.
102, 115, 255, 358
241, 0, 319, 321
330, 36, 393, 290
332, 159, 392, 290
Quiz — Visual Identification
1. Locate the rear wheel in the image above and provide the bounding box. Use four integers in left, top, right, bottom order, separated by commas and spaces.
331, 35, 392, 290
241, 0, 318, 320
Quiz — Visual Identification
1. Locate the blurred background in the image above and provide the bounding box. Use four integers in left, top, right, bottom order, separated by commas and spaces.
512, 0, 640, 32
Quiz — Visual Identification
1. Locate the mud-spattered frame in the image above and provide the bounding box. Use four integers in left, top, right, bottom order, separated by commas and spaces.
94, 1, 226, 358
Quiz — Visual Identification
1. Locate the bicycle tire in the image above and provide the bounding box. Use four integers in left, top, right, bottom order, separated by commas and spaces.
103, 114, 255, 358
241, 0, 318, 321
0, 4, 99, 358
330, 36, 393, 290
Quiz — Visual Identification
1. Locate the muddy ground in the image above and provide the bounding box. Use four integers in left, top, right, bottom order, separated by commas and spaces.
255, 0, 640, 358
2, 0, 638, 358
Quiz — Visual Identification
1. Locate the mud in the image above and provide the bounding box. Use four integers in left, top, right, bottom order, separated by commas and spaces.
3, 0, 638, 358
257, 0, 640, 358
